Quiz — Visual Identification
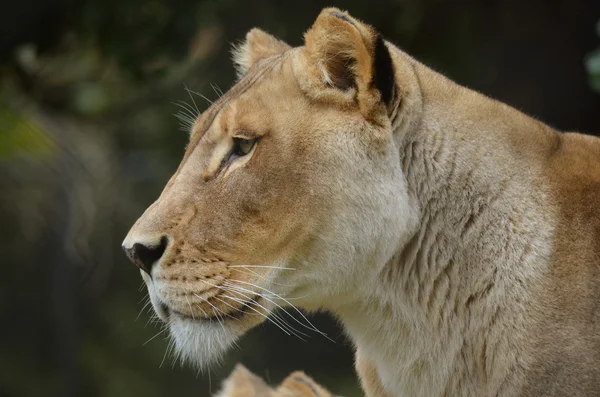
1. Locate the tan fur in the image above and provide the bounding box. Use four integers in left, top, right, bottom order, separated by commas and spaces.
124, 7, 600, 397
214, 364, 273, 397
215, 365, 335, 397
355, 350, 393, 397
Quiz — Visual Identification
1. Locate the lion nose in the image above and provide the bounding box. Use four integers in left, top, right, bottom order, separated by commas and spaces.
122, 236, 168, 276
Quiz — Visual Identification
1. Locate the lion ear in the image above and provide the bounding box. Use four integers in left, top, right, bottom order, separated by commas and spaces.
303, 8, 395, 108
216, 364, 273, 396
232, 28, 291, 78
276, 371, 334, 397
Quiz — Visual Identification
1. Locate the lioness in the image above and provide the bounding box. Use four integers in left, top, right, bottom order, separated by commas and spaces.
123, 8, 600, 397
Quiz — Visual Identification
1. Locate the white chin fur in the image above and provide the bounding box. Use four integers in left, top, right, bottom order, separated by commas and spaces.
169, 316, 240, 371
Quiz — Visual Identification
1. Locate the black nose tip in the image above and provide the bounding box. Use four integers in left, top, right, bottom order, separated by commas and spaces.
123, 236, 168, 276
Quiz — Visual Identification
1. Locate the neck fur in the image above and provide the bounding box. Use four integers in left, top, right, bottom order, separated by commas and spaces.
332, 45, 557, 396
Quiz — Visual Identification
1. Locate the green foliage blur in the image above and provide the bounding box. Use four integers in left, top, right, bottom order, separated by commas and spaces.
585, 19, 600, 92
1, 1, 599, 397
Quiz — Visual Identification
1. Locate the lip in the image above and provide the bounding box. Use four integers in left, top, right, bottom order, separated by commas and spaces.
169, 294, 263, 323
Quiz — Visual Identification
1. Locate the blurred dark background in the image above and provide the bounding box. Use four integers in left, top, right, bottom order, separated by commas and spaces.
1, 1, 599, 396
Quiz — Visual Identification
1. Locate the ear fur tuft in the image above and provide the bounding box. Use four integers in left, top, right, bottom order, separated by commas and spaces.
232, 28, 291, 78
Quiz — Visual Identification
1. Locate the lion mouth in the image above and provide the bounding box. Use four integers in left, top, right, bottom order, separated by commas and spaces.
169, 294, 263, 323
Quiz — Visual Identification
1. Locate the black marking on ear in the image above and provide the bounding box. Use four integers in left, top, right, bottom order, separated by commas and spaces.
329, 11, 395, 106
330, 11, 359, 30
372, 35, 395, 106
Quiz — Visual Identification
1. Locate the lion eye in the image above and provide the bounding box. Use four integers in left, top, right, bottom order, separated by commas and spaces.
232, 137, 256, 157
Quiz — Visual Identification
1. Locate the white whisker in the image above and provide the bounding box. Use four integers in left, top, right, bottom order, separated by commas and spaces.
230, 266, 293, 288
185, 86, 229, 112
160, 338, 175, 369
201, 280, 307, 339
142, 326, 169, 346
221, 293, 297, 337
223, 286, 308, 338
210, 83, 224, 98
136, 296, 153, 321
173, 100, 198, 118
174, 113, 195, 127
211, 307, 227, 337
211, 294, 248, 316
222, 287, 309, 341
185, 296, 196, 322
173, 102, 196, 117
192, 293, 235, 321
228, 265, 296, 270
185, 85, 214, 106
228, 279, 334, 342
173, 100, 199, 133
184, 84, 201, 114
138, 292, 149, 304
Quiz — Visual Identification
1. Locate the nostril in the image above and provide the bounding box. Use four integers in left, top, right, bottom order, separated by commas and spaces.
123, 236, 168, 276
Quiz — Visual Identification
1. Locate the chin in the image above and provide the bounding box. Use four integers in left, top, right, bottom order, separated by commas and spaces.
167, 308, 268, 371
168, 317, 238, 370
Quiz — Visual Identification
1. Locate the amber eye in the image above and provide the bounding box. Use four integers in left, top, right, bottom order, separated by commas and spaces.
232, 137, 256, 157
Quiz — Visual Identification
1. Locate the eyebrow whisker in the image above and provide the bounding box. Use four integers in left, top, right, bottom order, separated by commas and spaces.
184, 84, 202, 114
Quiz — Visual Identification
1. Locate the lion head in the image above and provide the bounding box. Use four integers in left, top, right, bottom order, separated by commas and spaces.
123, 8, 418, 369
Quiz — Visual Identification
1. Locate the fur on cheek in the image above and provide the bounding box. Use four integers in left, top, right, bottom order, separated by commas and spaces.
169, 319, 240, 371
